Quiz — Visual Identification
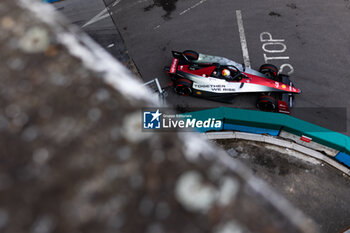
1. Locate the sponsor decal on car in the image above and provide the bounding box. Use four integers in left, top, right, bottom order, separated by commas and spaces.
170, 58, 178, 73
277, 100, 290, 114
193, 83, 238, 93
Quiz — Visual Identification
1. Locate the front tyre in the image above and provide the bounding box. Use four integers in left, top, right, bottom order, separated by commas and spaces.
174, 78, 192, 96
259, 64, 279, 80
256, 95, 277, 112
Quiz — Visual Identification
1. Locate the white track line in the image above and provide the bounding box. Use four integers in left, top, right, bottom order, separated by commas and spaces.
179, 0, 207, 15
82, 0, 122, 28
82, 0, 151, 28
236, 10, 251, 68
154, 0, 208, 30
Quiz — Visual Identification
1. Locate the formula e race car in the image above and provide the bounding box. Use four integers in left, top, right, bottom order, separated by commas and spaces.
164, 50, 301, 114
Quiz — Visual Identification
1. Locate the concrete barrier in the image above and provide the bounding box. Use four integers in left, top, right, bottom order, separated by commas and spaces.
186, 107, 350, 168
205, 132, 350, 176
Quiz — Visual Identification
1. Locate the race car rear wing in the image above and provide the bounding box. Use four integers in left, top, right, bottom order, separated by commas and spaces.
169, 51, 192, 74
169, 58, 178, 74
172, 51, 191, 63
163, 51, 184, 74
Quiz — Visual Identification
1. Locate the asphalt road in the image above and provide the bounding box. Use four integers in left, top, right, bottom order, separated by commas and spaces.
216, 139, 350, 233
53, 0, 132, 66
101, 0, 350, 134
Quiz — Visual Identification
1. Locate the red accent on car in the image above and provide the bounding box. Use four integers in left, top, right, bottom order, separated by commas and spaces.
179, 65, 216, 77
277, 100, 290, 114
300, 135, 312, 143
170, 58, 178, 73
244, 73, 301, 94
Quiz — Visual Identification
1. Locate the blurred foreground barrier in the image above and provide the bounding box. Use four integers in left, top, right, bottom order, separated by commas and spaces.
0, 0, 318, 232
186, 107, 350, 168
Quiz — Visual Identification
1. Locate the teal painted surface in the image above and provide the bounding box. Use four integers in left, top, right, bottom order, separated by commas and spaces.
193, 126, 223, 133
224, 123, 279, 136
186, 107, 350, 154
182, 108, 224, 132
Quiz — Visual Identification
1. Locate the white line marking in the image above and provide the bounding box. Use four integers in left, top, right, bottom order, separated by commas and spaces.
262, 42, 287, 53
279, 64, 294, 75
82, 0, 122, 28
236, 10, 251, 68
263, 54, 290, 62
179, 0, 207, 15
260, 32, 285, 42
110, 0, 151, 18
153, 0, 207, 30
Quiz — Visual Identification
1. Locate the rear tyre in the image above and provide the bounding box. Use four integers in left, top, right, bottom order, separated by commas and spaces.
183, 50, 199, 61
259, 64, 279, 80
174, 78, 192, 96
256, 95, 277, 112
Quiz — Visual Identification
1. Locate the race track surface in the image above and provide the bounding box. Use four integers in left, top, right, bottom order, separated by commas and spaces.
103, 0, 350, 134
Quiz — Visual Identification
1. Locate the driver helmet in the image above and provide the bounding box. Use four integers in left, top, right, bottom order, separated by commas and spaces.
222, 69, 231, 77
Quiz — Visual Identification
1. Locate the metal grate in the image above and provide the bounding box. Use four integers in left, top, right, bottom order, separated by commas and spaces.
143, 78, 167, 104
